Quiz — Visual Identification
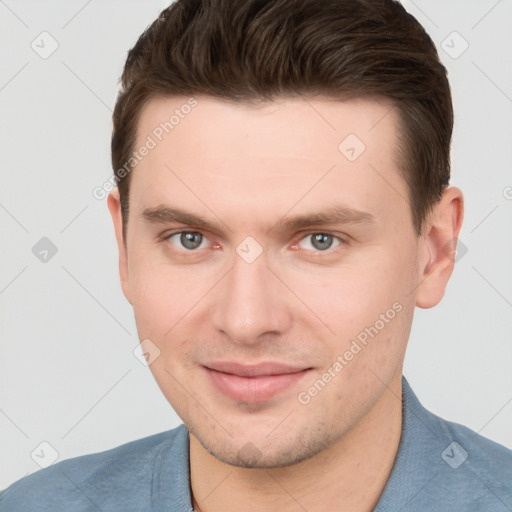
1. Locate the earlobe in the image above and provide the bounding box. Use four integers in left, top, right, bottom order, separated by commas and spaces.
107, 189, 132, 305
415, 187, 464, 309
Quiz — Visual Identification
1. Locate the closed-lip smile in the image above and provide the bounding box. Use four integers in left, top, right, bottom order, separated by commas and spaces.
202, 361, 312, 403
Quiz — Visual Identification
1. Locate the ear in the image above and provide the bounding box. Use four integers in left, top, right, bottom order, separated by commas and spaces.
415, 186, 464, 309
107, 189, 132, 305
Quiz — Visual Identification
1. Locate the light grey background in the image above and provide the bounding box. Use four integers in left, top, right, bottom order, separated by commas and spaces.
1, 0, 511, 490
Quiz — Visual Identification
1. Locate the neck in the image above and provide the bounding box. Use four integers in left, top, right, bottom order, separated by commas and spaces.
190, 372, 403, 512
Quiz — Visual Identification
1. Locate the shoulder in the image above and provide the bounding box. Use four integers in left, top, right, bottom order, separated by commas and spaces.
396, 379, 512, 511
0, 425, 189, 512
427, 408, 512, 507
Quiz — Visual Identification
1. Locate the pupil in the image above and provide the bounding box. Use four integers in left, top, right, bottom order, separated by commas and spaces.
312, 233, 332, 250
181, 232, 202, 249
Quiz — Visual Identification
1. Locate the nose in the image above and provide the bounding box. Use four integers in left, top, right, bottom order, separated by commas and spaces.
211, 250, 292, 346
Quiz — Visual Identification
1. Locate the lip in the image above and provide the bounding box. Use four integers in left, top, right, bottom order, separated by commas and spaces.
203, 362, 312, 403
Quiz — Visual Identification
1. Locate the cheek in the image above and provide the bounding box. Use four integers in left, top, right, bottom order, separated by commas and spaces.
292, 244, 415, 362
128, 249, 182, 340
298, 253, 404, 327
127, 252, 214, 364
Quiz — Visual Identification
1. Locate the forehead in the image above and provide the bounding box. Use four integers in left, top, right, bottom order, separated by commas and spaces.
129, 94, 410, 232
136, 94, 399, 160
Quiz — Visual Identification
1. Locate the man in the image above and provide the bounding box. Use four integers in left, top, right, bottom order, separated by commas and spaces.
1, 0, 511, 510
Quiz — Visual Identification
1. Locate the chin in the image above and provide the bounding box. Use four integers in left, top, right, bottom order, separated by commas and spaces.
190, 421, 337, 469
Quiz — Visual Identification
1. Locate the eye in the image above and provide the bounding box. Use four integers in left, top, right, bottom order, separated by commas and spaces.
167, 231, 208, 251
297, 233, 341, 252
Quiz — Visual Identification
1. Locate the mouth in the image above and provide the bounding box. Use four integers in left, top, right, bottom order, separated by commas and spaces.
202, 362, 312, 403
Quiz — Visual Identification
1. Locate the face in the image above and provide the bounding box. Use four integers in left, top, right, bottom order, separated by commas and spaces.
110, 95, 425, 468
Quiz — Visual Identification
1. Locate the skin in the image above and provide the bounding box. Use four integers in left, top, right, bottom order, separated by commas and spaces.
108, 95, 463, 511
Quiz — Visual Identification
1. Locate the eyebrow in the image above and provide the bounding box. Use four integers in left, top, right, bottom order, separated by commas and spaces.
141, 204, 375, 233
272, 205, 375, 232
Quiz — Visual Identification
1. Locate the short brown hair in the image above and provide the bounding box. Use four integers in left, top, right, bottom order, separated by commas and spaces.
111, 0, 452, 238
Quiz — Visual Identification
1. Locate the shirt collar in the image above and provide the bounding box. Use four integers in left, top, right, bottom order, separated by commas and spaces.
374, 375, 450, 510
155, 376, 443, 510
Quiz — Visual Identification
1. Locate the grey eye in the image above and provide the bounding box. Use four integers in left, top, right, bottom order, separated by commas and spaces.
168, 232, 206, 250
298, 233, 340, 251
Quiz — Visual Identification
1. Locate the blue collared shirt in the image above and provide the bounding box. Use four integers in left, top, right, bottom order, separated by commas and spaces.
1, 377, 511, 511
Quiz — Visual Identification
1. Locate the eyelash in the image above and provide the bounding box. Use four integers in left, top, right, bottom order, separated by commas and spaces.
161, 230, 346, 255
